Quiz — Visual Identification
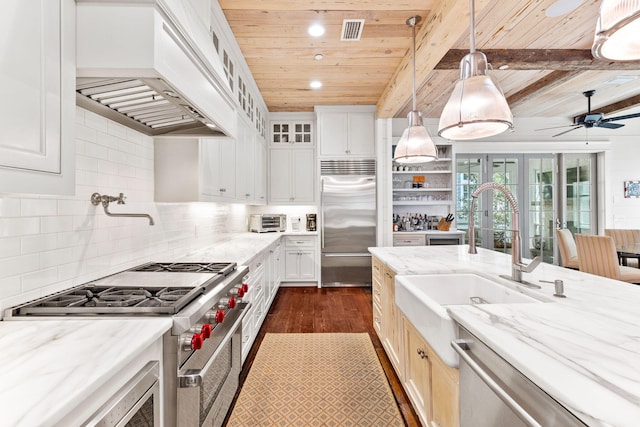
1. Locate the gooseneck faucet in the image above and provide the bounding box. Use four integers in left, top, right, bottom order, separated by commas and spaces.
468, 182, 541, 287
91, 192, 155, 226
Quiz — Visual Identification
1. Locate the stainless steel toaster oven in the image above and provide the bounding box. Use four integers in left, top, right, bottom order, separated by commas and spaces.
249, 214, 287, 232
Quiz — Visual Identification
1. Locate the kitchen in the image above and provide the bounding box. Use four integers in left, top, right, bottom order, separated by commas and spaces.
1, 0, 640, 426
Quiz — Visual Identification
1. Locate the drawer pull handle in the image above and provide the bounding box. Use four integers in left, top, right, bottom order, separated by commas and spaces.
417, 348, 428, 359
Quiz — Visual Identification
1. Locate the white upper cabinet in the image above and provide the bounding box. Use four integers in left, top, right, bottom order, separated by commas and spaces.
0, 0, 75, 195
154, 138, 237, 202
316, 105, 376, 158
269, 148, 315, 204
201, 138, 236, 200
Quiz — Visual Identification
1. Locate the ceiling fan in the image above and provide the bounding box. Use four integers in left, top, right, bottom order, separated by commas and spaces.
537, 90, 640, 137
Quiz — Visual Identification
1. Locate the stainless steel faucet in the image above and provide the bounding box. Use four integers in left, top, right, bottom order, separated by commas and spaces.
468, 182, 541, 287
91, 192, 155, 226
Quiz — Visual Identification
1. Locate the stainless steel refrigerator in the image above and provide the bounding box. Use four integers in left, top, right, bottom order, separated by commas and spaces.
320, 160, 376, 287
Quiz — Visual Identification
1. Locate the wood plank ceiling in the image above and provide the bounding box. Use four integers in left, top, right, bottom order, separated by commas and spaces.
220, 0, 640, 127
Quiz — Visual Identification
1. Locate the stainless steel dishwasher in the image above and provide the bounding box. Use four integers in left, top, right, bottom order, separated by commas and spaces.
452, 326, 587, 427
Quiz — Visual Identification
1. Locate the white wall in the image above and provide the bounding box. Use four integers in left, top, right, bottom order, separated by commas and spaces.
0, 107, 248, 316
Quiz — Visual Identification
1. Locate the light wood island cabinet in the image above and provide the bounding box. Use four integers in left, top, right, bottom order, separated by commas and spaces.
372, 256, 459, 427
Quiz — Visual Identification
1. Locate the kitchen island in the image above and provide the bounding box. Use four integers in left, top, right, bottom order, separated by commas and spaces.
369, 245, 640, 427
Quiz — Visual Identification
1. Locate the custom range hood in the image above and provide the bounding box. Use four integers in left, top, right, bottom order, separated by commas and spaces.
76, 1, 237, 138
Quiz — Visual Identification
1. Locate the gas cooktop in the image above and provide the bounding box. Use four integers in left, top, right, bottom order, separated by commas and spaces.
10, 262, 239, 317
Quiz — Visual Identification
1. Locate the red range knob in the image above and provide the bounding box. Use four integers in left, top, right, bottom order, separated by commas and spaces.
242, 283, 249, 292
201, 323, 213, 339
215, 309, 225, 324
191, 333, 204, 350
237, 288, 245, 297
228, 297, 236, 308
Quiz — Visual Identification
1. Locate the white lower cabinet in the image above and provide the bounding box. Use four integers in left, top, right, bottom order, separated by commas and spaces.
241, 239, 284, 364
283, 236, 317, 283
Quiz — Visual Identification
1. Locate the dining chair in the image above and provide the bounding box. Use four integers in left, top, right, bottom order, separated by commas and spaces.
556, 229, 579, 270
604, 229, 640, 267
575, 234, 640, 284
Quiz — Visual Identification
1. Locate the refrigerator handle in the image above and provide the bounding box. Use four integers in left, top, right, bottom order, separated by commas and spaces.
320, 177, 325, 249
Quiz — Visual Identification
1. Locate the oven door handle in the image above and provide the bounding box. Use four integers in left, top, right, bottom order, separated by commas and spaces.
179, 304, 250, 388
451, 339, 543, 427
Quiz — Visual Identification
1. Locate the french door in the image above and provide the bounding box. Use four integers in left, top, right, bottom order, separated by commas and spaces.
455, 153, 597, 265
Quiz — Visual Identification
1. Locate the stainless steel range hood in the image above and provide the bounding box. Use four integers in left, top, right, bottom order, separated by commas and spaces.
76, 77, 224, 137
76, 1, 237, 138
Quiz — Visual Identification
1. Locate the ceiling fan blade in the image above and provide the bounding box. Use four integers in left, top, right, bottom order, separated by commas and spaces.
534, 124, 577, 131
597, 122, 624, 129
600, 112, 640, 123
552, 125, 583, 137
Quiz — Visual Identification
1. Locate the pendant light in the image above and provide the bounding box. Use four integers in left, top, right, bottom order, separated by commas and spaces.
393, 16, 438, 164
592, 0, 640, 61
437, 0, 513, 140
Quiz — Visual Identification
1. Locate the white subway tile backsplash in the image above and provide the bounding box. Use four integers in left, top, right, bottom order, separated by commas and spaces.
21, 267, 59, 292
76, 123, 98, 144
21, 234, 58, 255
0, 254, 40, 280
84, 110, 109, 132
107, 121, 128, 139
76, 154, 99, 172
0, 237, 21, 258
21, 199, 58, 217
85, 141, 110, 160
40, 248, 74, 269
0, 198, 21, 217
0, 276, 22, 300
0, 107, 241, 314
0, 217, 41, 237
40, 216, 74, 234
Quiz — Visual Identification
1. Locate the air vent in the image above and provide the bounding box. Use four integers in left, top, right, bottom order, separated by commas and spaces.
321, 160, 376, 176
341, 19, 365, 41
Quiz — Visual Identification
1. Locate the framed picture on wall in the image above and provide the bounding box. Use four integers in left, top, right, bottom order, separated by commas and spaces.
624, 180, 640, 198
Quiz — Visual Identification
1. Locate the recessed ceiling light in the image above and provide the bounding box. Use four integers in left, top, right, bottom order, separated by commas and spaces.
310, 80, 323, 89
205, 122, 217, 129
314, 53, 324, 60
308, 23, 325, 37
545, 0, 584, 17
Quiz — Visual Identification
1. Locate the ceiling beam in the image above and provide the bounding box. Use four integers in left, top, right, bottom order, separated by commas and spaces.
435, 49, 640, 71
376, 0, 493, 118
507, 70, 583, 108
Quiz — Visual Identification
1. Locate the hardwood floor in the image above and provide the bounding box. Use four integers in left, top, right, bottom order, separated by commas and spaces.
228, 286, 421, 427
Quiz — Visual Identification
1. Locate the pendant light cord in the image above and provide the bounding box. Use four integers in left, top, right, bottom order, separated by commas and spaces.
469, 0, 476, 53
411, 17, 417, 111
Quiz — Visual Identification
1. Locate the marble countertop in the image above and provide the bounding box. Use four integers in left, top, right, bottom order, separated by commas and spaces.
0, 318, 171, 426
393, 229, 465, 235
369, 245, 640, 427
177, 231, 317, 265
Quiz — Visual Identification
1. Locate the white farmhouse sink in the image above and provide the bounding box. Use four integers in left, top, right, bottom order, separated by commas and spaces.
395, 273, 543, 368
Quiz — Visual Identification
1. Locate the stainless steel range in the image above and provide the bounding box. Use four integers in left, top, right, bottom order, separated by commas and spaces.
6, 261, 250, 427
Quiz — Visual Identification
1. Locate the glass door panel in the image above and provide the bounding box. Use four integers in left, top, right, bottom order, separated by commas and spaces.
564, 155, 595, 235
525, 156, 555, 263
455, 156, 483, 245
489, 157, 520, 254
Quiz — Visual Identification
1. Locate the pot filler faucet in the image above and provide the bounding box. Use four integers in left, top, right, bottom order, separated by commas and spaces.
468, 182, 541, 288
91, 192, 155, 226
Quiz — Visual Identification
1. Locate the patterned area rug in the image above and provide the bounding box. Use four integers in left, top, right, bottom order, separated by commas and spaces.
226, 333, 404, 426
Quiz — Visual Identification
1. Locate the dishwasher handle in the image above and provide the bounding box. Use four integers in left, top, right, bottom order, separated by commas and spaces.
451, 339, 542, 427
